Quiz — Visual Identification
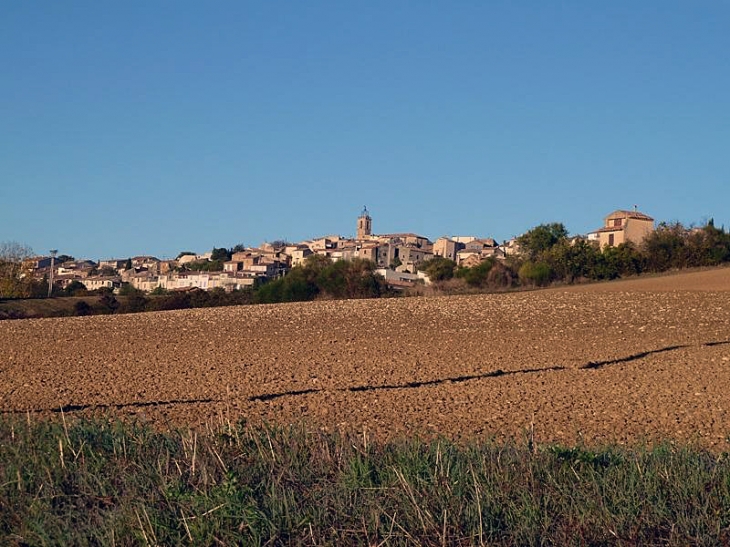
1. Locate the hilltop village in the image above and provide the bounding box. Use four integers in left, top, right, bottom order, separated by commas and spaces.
23, 208, 655, 294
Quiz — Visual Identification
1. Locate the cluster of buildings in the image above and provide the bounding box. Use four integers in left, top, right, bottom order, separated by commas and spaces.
25, 207, 655, 294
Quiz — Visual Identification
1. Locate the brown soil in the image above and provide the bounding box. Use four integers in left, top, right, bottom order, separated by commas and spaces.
2, 267, 730, 450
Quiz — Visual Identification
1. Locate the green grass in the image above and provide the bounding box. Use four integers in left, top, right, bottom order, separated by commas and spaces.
1, 416, 730, 545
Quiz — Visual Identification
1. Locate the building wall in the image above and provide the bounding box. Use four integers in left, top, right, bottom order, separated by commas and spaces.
624, 219, 654, 246
358, 246, 378, 263
291, 248, 313, 267
598, 229, 625, 248
597, 218, 653, 248
433, 238, 458, 260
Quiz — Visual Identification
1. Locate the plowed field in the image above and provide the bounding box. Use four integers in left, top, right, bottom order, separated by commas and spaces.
3, 268, 730, 450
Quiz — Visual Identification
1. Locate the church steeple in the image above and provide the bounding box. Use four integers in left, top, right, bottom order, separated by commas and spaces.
357, 206, 372, 240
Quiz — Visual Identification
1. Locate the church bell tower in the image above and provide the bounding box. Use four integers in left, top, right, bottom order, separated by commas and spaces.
357, 206, 372, 240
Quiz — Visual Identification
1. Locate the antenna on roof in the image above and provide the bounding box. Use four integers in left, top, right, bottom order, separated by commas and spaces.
634, 204, 638, 211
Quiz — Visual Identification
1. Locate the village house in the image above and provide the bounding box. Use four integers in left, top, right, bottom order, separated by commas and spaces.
131, 256, 161, 272
376, 233, 432, 250
98, 259, 129, 273
327, 246, 360, 262
308, 236, 344, 252
375, 267, 430, 288
289, 245, 313, 267
357, 243, 379, 263
590, 209, 655, 248
177, 252, 211, 266
502, 238, 521, 256
81, 275, 122, 292
433, 237, 464, 261
393, 246, 434, 272
56, 260, 96, 277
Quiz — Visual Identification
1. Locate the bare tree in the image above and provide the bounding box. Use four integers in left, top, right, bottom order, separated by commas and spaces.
0, 241, 34, 298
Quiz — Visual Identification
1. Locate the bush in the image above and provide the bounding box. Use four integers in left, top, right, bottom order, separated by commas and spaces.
518, 261, 553, 287
254, 257, 385, 304
64, 280, 88, 297
98, 293, 120, 314
420, 257, 456, 282
73, 300, 92, 316
120, 294, 148, 313
456, 259, 494, 287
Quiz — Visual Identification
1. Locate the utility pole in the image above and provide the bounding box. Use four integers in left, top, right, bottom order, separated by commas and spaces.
48, 249, 57, 297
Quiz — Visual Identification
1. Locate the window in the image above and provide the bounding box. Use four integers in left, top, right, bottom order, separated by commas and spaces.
608, 233, 615, 246
613, 218, 622, 227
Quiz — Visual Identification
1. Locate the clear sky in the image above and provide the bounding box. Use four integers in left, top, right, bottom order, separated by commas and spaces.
2, 2, 728, 260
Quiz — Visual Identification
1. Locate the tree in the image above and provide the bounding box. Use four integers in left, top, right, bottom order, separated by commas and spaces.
74, 300, 92, 316
599, 242, 644, 279
99, 293, 119, 314
64, 280, 88, 296
544, 239, 601, 282
456, 259, 495, 287
118, 283, 142, 296
211, 247, 231, 262
420, 257, 456, 282
642, 222, 687, 272
0, 241, 34, 299
316, 258, 385, 299
517, 223, 569, 260
518, 261, 553, 287
186, 259, 224, 272
685, 221, 730, 266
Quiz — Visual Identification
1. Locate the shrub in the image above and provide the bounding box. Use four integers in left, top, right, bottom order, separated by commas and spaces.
518, 261, 553, 287
73, 300, 92, 316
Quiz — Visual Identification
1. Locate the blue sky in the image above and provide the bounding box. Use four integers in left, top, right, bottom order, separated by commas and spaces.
2, 2, 728, 260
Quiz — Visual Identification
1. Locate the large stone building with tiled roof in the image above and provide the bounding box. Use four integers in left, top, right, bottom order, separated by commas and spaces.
591, 209, 655, 248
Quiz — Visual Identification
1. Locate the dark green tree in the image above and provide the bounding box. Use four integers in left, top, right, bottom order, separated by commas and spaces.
211, 247, 231, 262
64, 280, 88, 296
685, 221, 730, 266
642, 222, 688, 272
187, 260, 224, 272
456, 259, 495, 287
420, 257, 456, 282
99, 293, 120, 314
118, 283, 141, 296
545, 239, 602, 282
74, 300, 92, 316
517, 223, 569, 260
518, 261, 553, 287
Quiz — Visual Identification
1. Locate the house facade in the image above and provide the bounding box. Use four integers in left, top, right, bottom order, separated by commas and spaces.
592, 209, 654, 248
433, 237, 462, 261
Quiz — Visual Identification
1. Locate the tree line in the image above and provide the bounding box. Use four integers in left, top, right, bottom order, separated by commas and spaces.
421, 219, 730, 291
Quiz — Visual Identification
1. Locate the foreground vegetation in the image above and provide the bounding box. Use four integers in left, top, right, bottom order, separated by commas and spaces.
1, 417, 729, 545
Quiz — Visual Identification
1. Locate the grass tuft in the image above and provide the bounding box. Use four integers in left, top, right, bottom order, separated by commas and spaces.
2, 416, 730, 545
